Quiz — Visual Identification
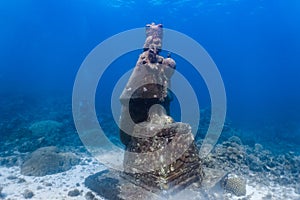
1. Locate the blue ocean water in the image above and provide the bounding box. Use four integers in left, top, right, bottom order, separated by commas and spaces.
1, 0, 300, 150
1, 1, 300, 199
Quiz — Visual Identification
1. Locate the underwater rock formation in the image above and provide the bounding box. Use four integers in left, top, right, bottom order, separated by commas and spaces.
119, 23, 204, 193
21, 146, 80, 176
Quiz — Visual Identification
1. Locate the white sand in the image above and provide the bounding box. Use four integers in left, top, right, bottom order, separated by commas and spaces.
0, 154, 299, 200
0, 156, 106, 200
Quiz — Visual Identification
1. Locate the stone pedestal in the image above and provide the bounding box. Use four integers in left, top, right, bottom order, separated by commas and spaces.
123, 116, 204, 193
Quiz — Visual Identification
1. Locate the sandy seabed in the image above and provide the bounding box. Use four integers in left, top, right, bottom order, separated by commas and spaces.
0, 153, 299, 200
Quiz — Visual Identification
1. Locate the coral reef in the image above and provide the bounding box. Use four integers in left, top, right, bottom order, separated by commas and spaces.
21, 146, 80, 176
29, 120, 63, 137
202, 135, 300, 192
221, 173, 246, 197
201, 136, 246, 173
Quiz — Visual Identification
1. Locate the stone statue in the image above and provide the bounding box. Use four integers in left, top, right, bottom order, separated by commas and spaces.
119, 23, 205, 193
119, 23, 175, 147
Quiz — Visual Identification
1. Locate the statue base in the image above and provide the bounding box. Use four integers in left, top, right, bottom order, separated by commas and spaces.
84, 168, 227, 200
123, 121, 205, 192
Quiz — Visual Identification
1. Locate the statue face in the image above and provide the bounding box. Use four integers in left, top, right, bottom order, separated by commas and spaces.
145, 22, 163, 40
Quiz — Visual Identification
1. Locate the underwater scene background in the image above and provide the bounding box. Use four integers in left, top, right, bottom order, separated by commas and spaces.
0, 0, 300, 199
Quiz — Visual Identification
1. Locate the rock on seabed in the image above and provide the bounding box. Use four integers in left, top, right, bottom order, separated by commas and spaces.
20, 146, 80, 176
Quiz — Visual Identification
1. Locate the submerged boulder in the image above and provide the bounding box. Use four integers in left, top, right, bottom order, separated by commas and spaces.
21, 146, 80, 176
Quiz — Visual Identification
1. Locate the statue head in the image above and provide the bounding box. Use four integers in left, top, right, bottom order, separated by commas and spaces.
144, 22, 163, 52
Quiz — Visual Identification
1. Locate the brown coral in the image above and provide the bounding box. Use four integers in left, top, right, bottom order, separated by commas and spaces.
221, 173, 246, 197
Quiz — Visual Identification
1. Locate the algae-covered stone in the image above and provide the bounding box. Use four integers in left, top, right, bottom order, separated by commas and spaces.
23, 189, 34, 199
21, 146, 80, 176
68, 189, 80, 197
